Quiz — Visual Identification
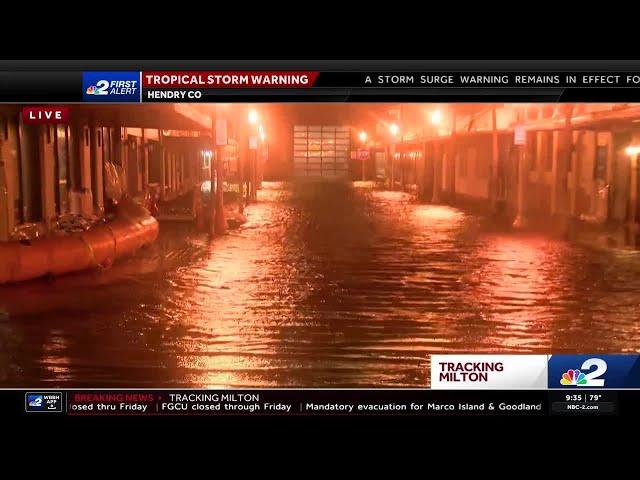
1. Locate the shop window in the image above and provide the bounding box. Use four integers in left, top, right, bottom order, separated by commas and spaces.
594, 145, 607, 181
147, 142, 163, 184
18, 124, 43, 222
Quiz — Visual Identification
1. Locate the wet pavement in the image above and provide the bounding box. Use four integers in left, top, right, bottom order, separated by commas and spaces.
1, 181, 640, 388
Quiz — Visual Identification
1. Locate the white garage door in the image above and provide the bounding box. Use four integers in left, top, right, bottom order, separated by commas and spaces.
293, 125, 350, 179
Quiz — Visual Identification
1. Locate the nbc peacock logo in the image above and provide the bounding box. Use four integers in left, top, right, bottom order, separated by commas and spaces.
560, 369, 588, 386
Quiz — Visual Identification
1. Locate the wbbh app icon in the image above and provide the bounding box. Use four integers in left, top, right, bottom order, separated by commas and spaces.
25, 392, 63, 412
27, 394, 43, 408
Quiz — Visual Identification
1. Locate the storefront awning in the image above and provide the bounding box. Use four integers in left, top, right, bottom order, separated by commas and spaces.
62, 104, 213, 131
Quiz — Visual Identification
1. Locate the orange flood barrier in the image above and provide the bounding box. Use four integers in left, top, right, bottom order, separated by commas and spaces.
0, 214, 159, 284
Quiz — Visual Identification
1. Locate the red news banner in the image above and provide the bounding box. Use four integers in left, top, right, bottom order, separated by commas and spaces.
142, 71, 320, 88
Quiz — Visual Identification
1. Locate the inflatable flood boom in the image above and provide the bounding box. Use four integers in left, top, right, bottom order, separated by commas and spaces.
0, 214, 159, 284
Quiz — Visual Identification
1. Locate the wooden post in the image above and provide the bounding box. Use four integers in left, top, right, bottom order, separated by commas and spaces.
554, 106, 573, 218
90, 123, 104, 214
252, 147, 258, 201
448, 109, 457, 201
389, 142, 396, 189
512, 110, 528, 228
431, 141, 443, 203
213, 113, 226, 235
238, 136, 245, 213
141, 129, 148, 192
490, 106, 499, 211
158, 131, 165, 201
40, 125, 57, 231
629, 131, 640, 229
550, 131, 560, 216
0, 114, 18, 240
0, 124, 8, 240
570, 131, 582, 218
512, 142, 527, 228
630, 153, 639, 227
215, 146, 227, 234
605, 132, 615, 223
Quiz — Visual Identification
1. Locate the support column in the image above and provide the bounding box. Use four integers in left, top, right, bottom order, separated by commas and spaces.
445, 110, 457, 202
554, 107, 573, 219
550, 131, 560, 216
389, 142, 396, 189
90, 124, 104, 214
41, 125, 57, 231
431, 141, 443, 203
252, 147, 258, 201
172, 153, 177, 195
0, 115, 18, 240
630, 152, 639, 227
417, 141, 426, 200
512, 141, 528, 228
160, 146, 166, 201
512, 108, 529, 228
212, 112, 226, 235
214, 145, 227, 235
490, 106, 500, 211
0, 122, 8, 240
605, 132, 615, 223
81, 126, 93, 214
238, 115, 247, 212
535, 130, 545, 216
141, 129, 148, 192
570, 131, 583, 218
628, 131, 640, 229
113, 125, 124, 200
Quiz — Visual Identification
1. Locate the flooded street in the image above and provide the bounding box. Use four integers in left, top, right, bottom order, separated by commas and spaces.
1, 181, 640, 388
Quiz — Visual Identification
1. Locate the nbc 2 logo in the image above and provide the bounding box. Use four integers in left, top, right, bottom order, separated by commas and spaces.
86, 80, 110, 96
560, 358, 607, 387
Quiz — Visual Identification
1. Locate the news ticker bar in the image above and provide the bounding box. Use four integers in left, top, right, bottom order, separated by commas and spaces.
8, 389, 637, 417
8, 354, 640, 417
7, 71, 640, 102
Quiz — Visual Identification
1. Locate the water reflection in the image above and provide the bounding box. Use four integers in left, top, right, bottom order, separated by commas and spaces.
1, 181, 640, 387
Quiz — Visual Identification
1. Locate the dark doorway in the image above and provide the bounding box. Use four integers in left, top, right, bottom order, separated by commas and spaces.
18, 124, 43, 222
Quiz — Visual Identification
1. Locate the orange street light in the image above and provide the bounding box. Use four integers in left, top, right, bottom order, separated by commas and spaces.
430, 109, 442, 125
248, 109, 259, 125
359, 131, 368, 143
259, 124, 266, 141
389, 123, 399, 136
626, 145, 640, 156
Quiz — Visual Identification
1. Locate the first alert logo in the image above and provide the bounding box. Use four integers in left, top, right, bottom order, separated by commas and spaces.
86, 79, 138, 96
430, 355, 548, 389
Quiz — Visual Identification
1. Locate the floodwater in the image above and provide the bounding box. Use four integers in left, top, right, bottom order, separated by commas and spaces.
1, 181, 640, 388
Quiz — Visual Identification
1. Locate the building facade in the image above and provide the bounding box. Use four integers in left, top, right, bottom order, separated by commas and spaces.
0, 105, 212, 242
382, 104, 640, 231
